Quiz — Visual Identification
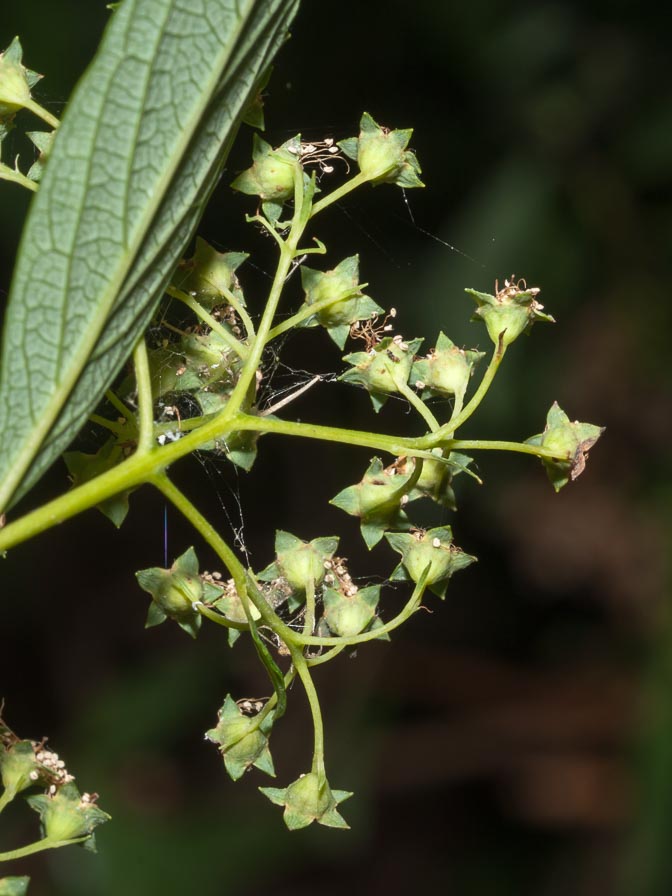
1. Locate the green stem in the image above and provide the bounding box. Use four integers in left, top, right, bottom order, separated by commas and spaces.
289, 646, 325, 778
303, 578, 316, 639
0, 163, 38, 192
395, 376, 440, 432
167, 287, 249, 360
133, 338, 155, 454
234, 412, 422, 458
251, 669, 296, 730
0, 836, 87, 862
23, 97, 60, 130
0, 410, 435, 554
450, 438, 556, 458
221, 166, 307, 422
310, 171, 370, 218
194, 601, 249, 631
104, 389, 136, 424
88, 414, 128, 436
306, 645, 346, 667
219, 286, 256, 340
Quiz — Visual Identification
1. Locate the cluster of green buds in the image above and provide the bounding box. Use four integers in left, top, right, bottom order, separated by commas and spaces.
0, 38, 58, 192
109, 111, 605, 832
0, 716, 109, 891
0, 2, 608, 858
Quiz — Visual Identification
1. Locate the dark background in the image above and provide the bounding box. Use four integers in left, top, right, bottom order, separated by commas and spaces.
1, 2, 671, 894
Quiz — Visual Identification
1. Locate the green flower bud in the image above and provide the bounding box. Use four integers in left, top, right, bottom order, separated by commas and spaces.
27, 783, 109, 845
466, 277, 554, 347
206, 695, 275, 781
0, 38, 41, 120
320, 585, 380, 638
1, 726, 75, 800
258, 532, 339, 595
411, 333, 484, 406
299, 255, 383, 349
341, 336, 423, 412
136, 547, 203, 639
526, 402, 604, 491
231, 133, 299, 202
401, 450, 473, 510
173, 237, 248, 310
386, 527, 477, 598
260, 771, 352, 830
0, 741, 41, 798
339, 112, 424, 188
330, 457, 420, 549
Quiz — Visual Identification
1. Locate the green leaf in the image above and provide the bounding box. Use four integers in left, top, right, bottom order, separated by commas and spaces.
0, 0, 300, 513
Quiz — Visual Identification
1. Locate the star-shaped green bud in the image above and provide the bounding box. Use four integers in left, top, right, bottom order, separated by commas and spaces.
260, 772, 352, 830
318, 584, 381, 638
339, 112, 424, 189
526, 402, 605, 491
173, 237, 248, 311
330, 457, 420, 549
206, 577, 260, 647
298, 255, 383, 349
135, 547, 203, 639
26, 783, 110, 849
205, 695, 275, 781
0, 38, 42, 120
466, 278, 554, 347
231, 133, 300, 203
1, 720, 78, 804
411, 333, 484, 407
64, 438, 131, 528
385, 526, 477, 598
258, 531, 339, 599
398, 450, 474, 510
340, 336, 423, 412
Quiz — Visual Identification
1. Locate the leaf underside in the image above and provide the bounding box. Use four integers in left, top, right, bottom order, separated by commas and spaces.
0, 0, 300, 512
